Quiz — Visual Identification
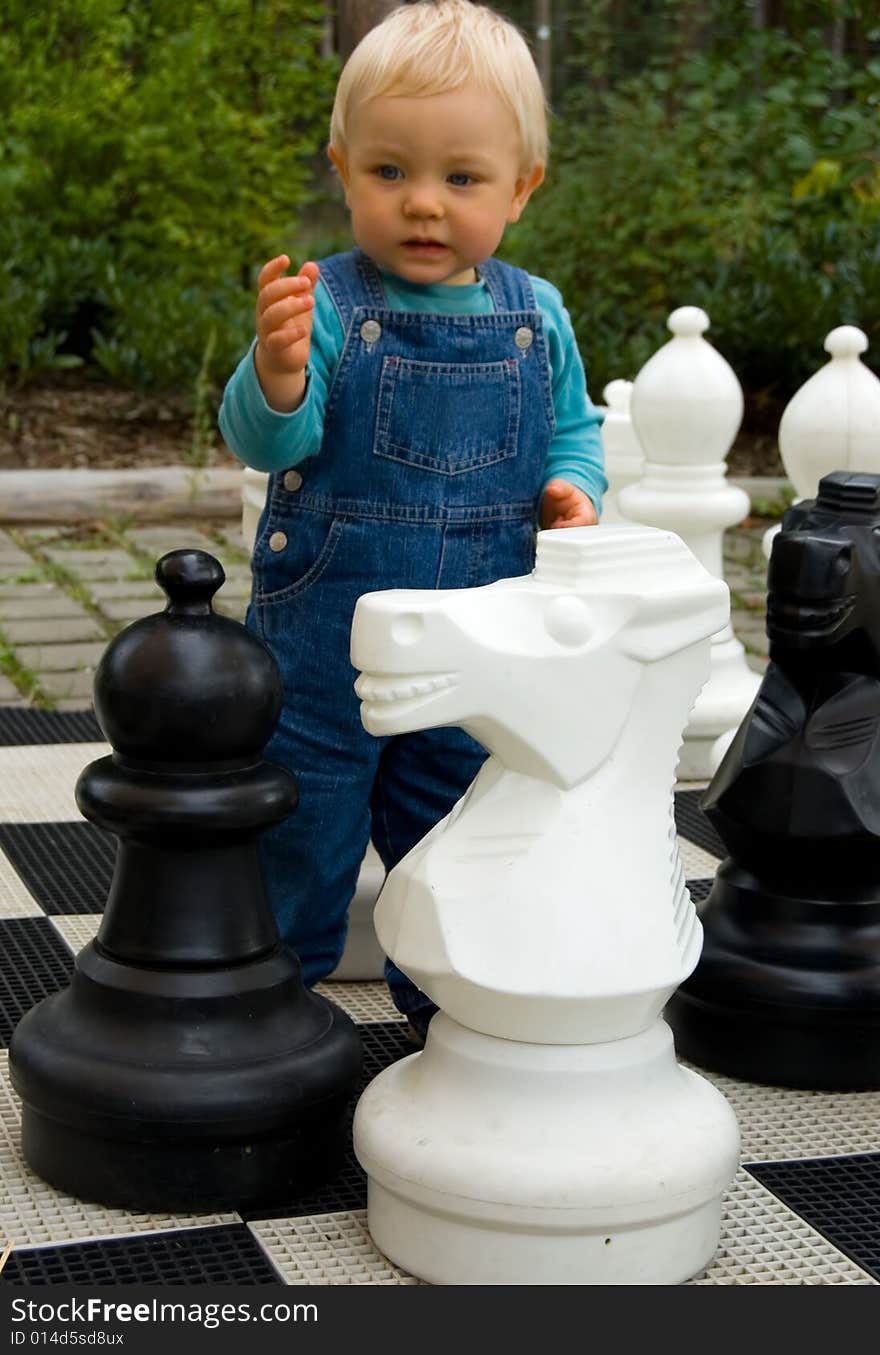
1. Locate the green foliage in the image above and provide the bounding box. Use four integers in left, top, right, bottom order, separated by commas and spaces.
3, 0, 879, 431
502, 19, 880, 407
0, 0, 335, 392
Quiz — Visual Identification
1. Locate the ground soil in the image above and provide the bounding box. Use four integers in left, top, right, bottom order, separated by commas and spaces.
0, 371, 784, 476
0, 372, 238, 473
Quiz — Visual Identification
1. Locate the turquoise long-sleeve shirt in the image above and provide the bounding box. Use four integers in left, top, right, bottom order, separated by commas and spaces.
219, 264, 607, 513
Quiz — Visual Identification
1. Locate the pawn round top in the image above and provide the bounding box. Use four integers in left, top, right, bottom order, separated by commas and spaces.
92, 549, 282, 765
602, 379, 633, 413
156, 550, 225, 616
667, 307, 710, 339
824, 325, 868, 359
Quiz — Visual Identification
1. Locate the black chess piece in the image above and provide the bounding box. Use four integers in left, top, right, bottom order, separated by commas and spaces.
9, 549, 362, 1210
667, 471, 880, 1089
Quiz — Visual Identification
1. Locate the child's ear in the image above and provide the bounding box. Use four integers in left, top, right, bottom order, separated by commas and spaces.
327, 144, 351, 197
507, 162, 545, 224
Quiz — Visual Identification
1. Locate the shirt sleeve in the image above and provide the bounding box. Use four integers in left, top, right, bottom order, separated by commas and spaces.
217, 281, 344, 474
531, 276, 608, 517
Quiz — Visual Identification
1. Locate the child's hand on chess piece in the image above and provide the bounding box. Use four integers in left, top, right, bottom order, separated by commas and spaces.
254, 254, 320, 413
540, 479, 598, 529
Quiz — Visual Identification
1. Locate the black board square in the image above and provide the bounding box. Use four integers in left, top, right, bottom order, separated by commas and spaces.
0, 916, 74, 1046
0, 708, 102, 747
359, 1017, 412, 1081
746, 1154, 880, 1281
674, 789, 726, 860
0, 821, 115, 916
1, 1224, 282, 1286
687, 878, 715, 906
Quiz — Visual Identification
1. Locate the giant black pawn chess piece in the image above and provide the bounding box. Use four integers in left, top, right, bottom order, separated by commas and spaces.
667, 471, 880, 1089
9, 550, 361, 1210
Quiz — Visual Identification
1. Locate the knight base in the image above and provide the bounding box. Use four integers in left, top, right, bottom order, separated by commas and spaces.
354, 1013, 739, 1285
667, 862, 880, 1090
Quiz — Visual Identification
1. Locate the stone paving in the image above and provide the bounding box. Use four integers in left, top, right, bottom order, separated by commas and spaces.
0, 519, 252, 708
0, 516, 772, 710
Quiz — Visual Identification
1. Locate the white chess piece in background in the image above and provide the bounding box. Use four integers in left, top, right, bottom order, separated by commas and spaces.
241, 466, 269, 554
351, 524, 740, 1285
619, 307, 760, 780
762, 326, 880, 558
598, 378, 644, 523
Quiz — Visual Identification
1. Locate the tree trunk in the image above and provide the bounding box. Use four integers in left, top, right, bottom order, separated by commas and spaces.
335, 0, 400, 62
534, 0, 552, 98
829, 9, 846, 60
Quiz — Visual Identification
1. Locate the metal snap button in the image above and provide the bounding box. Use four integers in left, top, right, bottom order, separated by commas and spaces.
283, 469, 303, 492
268, 531, 287, 553
360, 319, 382, 345
514, 326, 534, 351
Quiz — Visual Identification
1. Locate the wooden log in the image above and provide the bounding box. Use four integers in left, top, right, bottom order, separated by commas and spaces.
0, 467, 243, 523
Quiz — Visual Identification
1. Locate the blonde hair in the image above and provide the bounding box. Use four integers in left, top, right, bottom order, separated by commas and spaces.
330, 1, 548, 172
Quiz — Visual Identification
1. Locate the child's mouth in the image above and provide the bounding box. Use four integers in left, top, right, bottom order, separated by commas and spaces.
402, 240, 449, 254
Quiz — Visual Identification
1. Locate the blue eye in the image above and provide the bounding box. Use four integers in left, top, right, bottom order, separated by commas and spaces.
448, 173, 473, 187
377, 165, 401, 180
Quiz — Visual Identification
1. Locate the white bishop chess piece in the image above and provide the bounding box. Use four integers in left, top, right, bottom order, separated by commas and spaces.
350, 524, 740, 1286
619, 307, 760, 779
762, 325, 880, 558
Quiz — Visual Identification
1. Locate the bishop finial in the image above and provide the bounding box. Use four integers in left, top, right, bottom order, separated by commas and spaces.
667, 307, 709, 339
823, 325, 869, 360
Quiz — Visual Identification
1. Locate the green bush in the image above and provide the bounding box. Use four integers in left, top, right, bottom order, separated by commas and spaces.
0, 0, 335, 390
502, 25, 880, 409
2, 2, 878, 426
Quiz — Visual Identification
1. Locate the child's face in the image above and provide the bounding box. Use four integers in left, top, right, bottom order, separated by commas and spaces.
329, 82, 544, 286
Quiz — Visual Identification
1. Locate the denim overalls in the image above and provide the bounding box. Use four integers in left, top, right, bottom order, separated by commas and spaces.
247, 248, 555, 1017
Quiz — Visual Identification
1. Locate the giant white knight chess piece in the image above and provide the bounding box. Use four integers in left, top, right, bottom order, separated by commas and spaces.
350, 524, 740, 1285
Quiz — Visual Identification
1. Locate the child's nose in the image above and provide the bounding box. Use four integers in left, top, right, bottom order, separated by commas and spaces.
402, 182, 444, 218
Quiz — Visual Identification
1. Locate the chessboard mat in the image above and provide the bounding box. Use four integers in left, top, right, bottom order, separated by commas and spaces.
0, 708, 877, 1287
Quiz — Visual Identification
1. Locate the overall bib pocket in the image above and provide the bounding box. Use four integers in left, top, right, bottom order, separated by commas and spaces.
253, 512, 345, 606
374, 356, 521, 474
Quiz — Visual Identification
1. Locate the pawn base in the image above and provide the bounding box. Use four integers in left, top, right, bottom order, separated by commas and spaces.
354, 1014, 739, 1285
19, 1104, 349, 1214
10, 948, 362, 1213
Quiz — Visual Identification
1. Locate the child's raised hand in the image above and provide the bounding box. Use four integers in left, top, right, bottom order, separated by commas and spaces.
254, 255, 319, 410
539, 479, 598, 529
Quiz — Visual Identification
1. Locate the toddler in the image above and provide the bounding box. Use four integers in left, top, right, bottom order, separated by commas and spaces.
219, 0, 607, 1040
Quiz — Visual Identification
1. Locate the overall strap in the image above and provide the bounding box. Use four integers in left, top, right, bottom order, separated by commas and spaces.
318, 249, 386, 330
478, 257, 538, 312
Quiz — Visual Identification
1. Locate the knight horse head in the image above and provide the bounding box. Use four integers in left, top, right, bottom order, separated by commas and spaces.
352, 525, 729, 790
767, 470, 880, 673
706, 470, 880, 852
